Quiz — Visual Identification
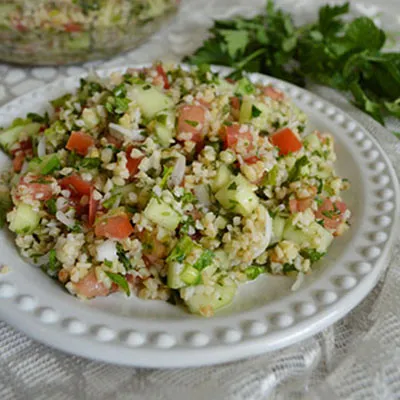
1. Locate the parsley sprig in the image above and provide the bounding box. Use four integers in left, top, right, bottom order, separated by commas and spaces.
186, 1, 400, 128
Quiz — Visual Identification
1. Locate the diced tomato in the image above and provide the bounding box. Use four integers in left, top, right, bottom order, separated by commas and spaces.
88, 189, 98, 227
19, 175, 54, 201
156, 65, 170, 89
315, 199, 347, 230
59, 175, 92, 196
177, 105, 207, 144
223, 123, 255, 157
73, 270, 109, 299
11, 139, 33, 156
244, 155, 260, 165
289, 199, 298, 214
316, 131, 331, 144
13, 20, 27, 32
64, 22, 82, 33
125, 145, 143, 178
270, 128, 302, 156
230, 97, 240, 110
263, 85, 284, 101
298, 198, 316, 212
12, 152, 25, 173
95, 213, 134, 240
226, 78, 236, 84
66, 131, 95, 156
289, 187, 318, 213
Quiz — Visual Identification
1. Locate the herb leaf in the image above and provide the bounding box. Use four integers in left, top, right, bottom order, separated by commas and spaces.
193, 250, 215, 271
104, 271, 131, 296
186, 0, 400, 128
287, 156, 310, 182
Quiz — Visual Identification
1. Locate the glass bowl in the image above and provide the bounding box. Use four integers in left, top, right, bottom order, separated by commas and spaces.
0, 0, 179, 65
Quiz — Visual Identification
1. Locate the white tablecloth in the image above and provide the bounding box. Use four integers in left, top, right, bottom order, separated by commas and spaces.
1, 1, 400, 399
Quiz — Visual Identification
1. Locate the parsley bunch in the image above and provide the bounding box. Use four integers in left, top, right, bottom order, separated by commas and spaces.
186, 1, 400, 128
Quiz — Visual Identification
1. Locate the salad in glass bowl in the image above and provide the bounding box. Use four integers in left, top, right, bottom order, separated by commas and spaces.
0, 0, 179, 65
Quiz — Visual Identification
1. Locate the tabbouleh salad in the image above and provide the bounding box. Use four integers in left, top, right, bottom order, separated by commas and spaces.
0, 63, 351, 317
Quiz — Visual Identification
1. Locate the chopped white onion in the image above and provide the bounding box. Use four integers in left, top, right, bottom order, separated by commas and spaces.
194, 184, 211, 207
253, 206, 273, 259
56, 211, 74, 228
96, 240, 118, 262
20, 160, 29, 175
169, 155, 186, 187
37, 136, 46, 157
109, 123, 145, 141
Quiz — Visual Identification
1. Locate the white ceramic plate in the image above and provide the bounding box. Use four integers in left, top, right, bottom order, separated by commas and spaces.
0, 65, 398, 368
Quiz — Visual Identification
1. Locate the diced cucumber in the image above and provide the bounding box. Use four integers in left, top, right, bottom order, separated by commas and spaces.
211, 164, 233, 193
44, 120, 67, 144
167, 237, 221, 289
0, 122, 41, 152
239, 99, 272, 129
128, 84, 174, 119
182, 283, 237, 315
66, 32, 90, 50
308, 222, 333, 253
154, 110, 176, 147
215, 174, 259, 216
303, 133, 321, 150
235, 77, 255, 96
113, 183, 136, 201
0, 187, 12, 228
28, 154, 60, 175
144, 197, 181, 231
271, 216, 287, 245
167, 237, 202, 289
9, 203, 40, 234
214, 249, 230, 270
239, 98, 252, 124
315, 167, 333, 179
283, 220, 333, 253
167, 261, 186, 289
282, 223, 309, 246
264, 165, 279, 186
82, 108, 100, 129
180, 265, 201, 285
216, 79, 236, 95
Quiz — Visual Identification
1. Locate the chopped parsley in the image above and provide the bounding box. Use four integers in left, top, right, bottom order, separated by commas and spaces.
167, 236, 194, 263
45, 198, 57, 215
245, 265, 265, 280
27, 112, 49, 125
112, 83, 127, 98
116, 243, 132, 270
80, 157, 102, 169
251, 105, 262, 118
193, 250, 215, 271
287, 156, 310, 182
185, 120, 199, 127
300, 249, 326, 262
43, 249, 61, 276
105, 271, 130, 296
227, 181, 238, 190
160, 166, 174, 189
282, 263, 297, 273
